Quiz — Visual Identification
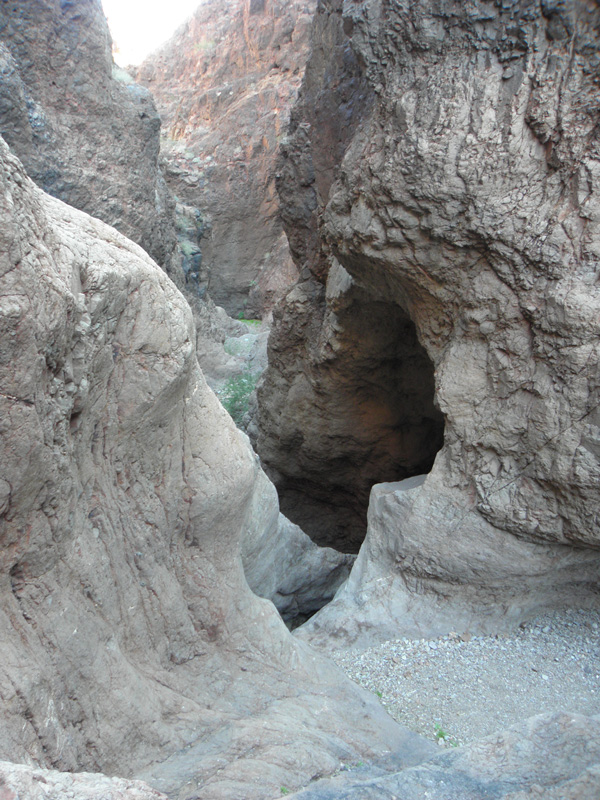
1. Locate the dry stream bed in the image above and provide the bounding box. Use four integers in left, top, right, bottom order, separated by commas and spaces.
328, 607, 600, 747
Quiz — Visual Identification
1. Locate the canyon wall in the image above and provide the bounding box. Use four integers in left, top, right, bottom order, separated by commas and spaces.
0, 136, 432, 797
136, 0, 316, 317
0, 0, 179, 280
260, 0, 600, 643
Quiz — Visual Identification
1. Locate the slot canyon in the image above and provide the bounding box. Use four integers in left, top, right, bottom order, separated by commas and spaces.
0, 0, 599, 798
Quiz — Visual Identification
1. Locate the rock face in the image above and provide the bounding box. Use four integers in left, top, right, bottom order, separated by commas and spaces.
0, 137, 434, 798
258, 264, 445, 551
0, 0, 178, 278
260, 0, 600, 639
135, 0, 316, 317
288, 712, 600, 800
0, 762, 167, 800
241, 469, 355, 622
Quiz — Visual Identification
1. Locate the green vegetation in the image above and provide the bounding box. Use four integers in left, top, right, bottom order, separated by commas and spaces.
179, 239, 197, 257
434, 723, 459, 747
280, 788, 290, 796
112, 65, 135, 85
217, 372, 257, 427
194, 38, 216, 53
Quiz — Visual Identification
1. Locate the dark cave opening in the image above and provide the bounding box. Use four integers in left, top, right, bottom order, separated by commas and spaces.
272, 296, 445, 554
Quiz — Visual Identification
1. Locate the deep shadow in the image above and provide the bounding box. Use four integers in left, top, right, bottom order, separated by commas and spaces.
270, 293, 445, 553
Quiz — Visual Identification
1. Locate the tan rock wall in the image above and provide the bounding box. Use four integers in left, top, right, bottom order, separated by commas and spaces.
0, 137, 429, 795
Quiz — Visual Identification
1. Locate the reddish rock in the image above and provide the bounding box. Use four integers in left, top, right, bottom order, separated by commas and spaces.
135, 0, 316, 316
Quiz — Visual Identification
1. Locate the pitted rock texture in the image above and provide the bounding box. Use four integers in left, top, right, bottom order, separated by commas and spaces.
287, 712, 600, 800
261, 0, 600, 639
0, 138, 433, 799
0, 762, 167, 800
135, 0, 315, 316
0, 0, 179, 278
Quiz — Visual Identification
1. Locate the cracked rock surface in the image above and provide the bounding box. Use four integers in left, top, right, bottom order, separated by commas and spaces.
0, 137, 432, 799
260, 0, 600, 645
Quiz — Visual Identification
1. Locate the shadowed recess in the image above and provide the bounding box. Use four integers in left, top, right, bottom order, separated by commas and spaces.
261, 292, 445, 553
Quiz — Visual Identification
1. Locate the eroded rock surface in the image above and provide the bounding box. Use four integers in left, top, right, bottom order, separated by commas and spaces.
0, 762, 167, 800
241, 469, 355, 622
261, 0, 600, 640
288, 712, 600, 800
0, 137, 433, 798
135, 0, 315, 316
0, 0, 178, 277
258, 262, 444, 551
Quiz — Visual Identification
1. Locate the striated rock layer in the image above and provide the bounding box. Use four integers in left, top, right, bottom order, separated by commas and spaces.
0, 0, 178, 278
136, 0, 316, 317
0, 137, 433, 797
260, 0, 600, 643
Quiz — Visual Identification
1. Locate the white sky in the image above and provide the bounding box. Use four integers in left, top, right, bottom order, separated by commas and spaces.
101, 0, 203, 66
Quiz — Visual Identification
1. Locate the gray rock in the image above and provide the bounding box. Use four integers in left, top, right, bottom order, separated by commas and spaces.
0, 761, 167, 800
288, 712, 600, 799
261, 0, 600, 643
0, 0, 179, 279
0, 136, 430, 799
241, 469, 355, 622
298, 473, 600, 650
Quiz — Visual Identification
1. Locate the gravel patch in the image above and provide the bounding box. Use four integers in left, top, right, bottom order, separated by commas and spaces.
328, 607, 600, 747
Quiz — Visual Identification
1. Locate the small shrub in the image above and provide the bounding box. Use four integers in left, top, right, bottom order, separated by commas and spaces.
434, 723, 459, 747
112, 65, 134, 84
218, 372, 257, 427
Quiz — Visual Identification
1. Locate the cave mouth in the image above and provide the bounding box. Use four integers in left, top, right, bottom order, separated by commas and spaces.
273, 297, 445, 554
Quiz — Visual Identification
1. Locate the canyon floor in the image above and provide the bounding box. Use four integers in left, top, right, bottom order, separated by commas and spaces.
327, 607, 600, 748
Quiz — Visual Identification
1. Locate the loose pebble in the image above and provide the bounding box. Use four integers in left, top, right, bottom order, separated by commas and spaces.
328, 608, 600, 746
